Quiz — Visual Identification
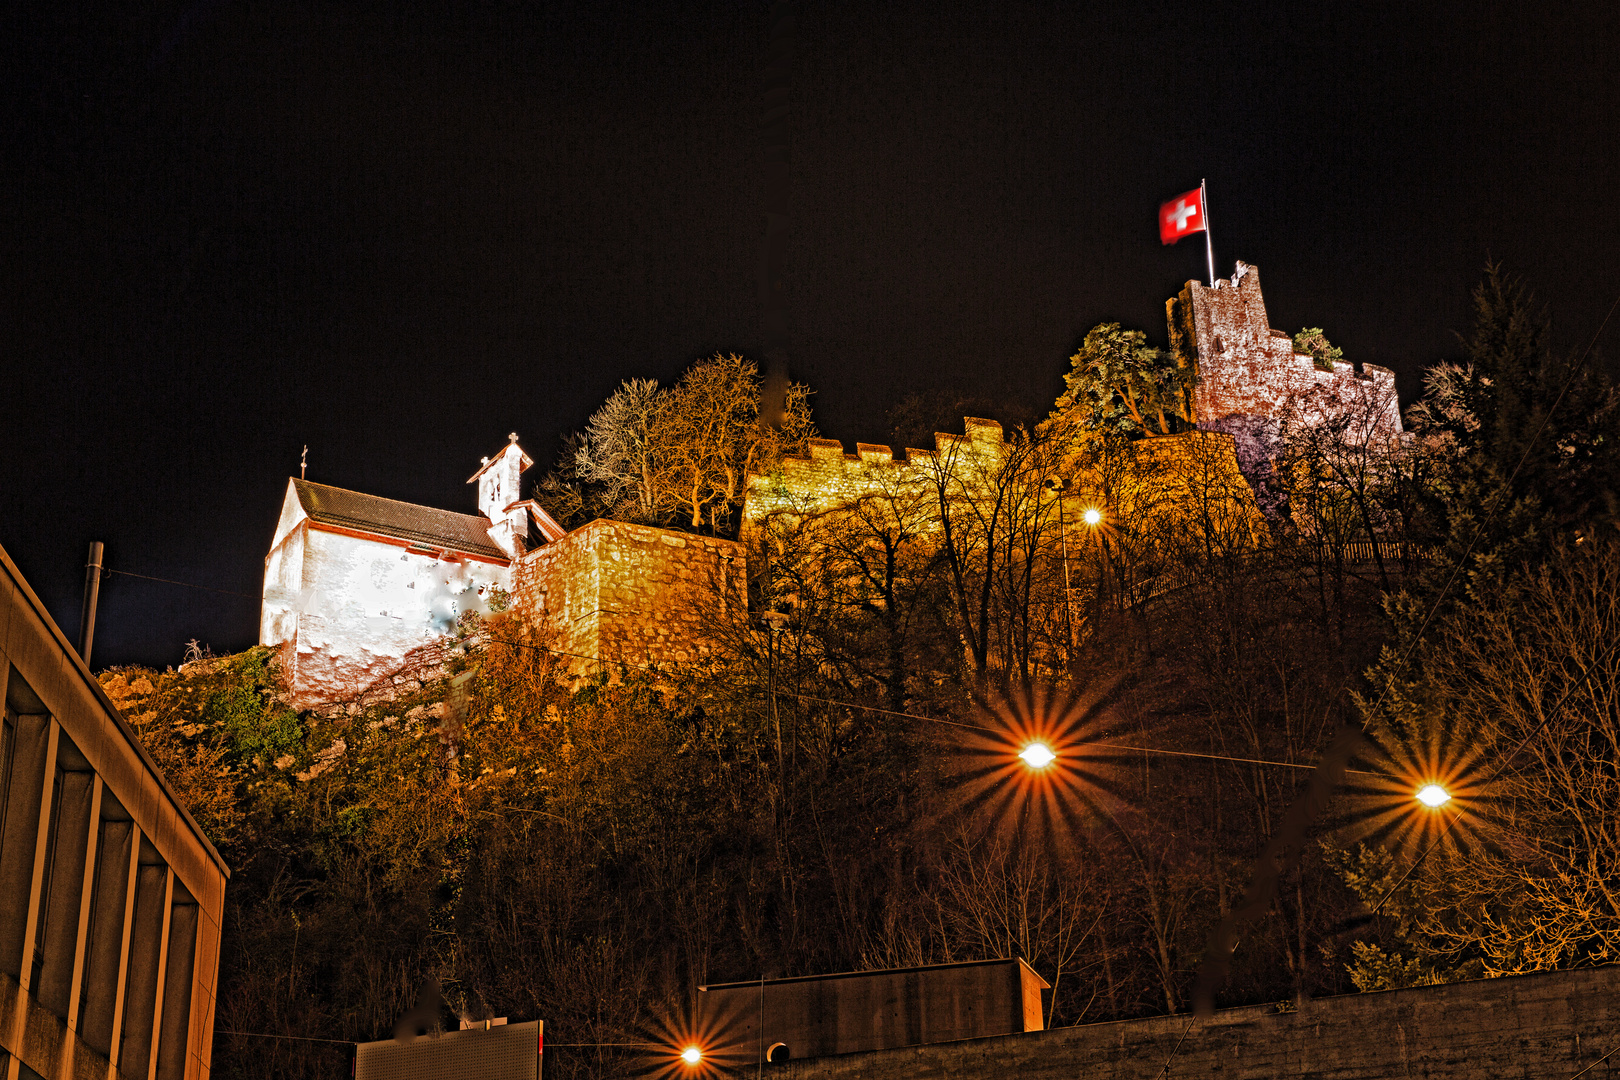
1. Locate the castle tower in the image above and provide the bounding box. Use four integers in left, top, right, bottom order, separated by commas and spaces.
468, 433, 536, 559
1165, 261, 1401, 440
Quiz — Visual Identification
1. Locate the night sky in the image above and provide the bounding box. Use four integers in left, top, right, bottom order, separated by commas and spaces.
4, 2, 1617, 669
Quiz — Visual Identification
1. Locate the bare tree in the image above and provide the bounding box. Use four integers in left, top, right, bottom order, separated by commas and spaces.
658, 354, 815, 530
577, 356, 815, 531
921, 825, 1109, 1026
576, 377, 665, 520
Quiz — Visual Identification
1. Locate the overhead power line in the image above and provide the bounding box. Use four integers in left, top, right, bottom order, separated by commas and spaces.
102, 566, 260, 600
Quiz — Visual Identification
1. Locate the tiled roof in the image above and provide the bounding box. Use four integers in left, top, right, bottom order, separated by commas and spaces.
292, 480, 508, 561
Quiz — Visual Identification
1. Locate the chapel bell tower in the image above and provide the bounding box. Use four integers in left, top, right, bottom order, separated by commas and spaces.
468, 433, 536, 558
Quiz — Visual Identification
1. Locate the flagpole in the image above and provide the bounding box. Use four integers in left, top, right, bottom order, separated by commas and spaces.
1201, 178, 1215, 286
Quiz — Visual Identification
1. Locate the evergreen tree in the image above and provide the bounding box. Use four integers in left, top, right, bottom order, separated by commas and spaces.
1406, 263, 1620, 598
1056, 323, 1195, 437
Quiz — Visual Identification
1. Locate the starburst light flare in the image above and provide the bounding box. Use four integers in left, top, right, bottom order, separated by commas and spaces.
1020, 742, 1057, 769
938, 675, 1151, 850
1416, 783, 1450, 808
1334, 716, 1496, 861
635, 996, 754, 1080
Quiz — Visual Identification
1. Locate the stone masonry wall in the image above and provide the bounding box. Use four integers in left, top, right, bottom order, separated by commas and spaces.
781, 964, 1620, 1080
1167, 262, 1402, 443
1078, 429, 1269, 554
512, 518, 746, 675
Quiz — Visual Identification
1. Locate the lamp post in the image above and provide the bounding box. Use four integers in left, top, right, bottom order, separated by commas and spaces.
1081, 506, 1109, 613
761, 610, 790, 799
1045, 478, 1077, 667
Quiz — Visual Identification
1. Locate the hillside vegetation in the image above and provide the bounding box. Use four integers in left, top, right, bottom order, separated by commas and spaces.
108, 266, 1620, 1078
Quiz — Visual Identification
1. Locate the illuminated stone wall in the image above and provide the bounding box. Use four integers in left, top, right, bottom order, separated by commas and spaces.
745, 418, 1264, 559
511, 518, 746, 676
744, 418, 1008, 525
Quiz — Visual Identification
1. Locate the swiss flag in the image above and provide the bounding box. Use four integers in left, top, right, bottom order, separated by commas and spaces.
1159, 187, 1205, 245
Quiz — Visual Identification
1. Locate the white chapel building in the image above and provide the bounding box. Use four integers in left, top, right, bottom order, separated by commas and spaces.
259, 435, 563, 706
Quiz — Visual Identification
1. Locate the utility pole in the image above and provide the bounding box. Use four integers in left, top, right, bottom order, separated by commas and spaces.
78, 541, 104, 666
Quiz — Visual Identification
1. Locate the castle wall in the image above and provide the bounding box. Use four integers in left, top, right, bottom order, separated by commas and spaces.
1077, 429, 1270, 555
512, 518, 745, 675
745, 418, 1008, 526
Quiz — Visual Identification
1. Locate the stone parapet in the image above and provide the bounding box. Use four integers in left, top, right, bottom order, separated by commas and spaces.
745, 420, 1009, 524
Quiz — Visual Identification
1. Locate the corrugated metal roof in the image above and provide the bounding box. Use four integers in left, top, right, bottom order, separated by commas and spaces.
293, 479, 508, 561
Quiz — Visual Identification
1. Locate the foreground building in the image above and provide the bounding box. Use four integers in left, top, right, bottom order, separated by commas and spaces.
698, 958, 1048, 1065
1, 543, 228, 1080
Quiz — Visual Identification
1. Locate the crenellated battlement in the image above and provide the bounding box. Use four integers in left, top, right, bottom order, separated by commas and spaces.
744, 418, 1012, 522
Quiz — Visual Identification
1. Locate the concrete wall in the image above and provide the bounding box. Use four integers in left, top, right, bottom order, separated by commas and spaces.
781, 964, 1620, 1080
511, 519, 745, 675
0, 542, 228, 1080
262, 513, 509, 709
699, 959, 1047, 1066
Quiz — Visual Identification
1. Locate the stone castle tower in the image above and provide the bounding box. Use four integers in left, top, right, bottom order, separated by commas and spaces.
1166, 261, 1401, 437
1164, 262, 1401, 505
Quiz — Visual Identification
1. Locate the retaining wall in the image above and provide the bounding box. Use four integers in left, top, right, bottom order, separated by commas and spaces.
781, 965, 1620, 1079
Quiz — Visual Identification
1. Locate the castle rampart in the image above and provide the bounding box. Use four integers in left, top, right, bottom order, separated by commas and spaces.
745, 419, 1011, 524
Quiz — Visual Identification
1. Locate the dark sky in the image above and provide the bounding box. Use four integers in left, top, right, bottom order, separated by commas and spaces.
4, 1, 1618, 669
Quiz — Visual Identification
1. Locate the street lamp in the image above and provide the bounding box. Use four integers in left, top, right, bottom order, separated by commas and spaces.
760, 612, 790, 776
1045, 477, 1077, 664
1019, 742, 1057, 769
1082, 507, 1102, 526
1416, 783, 1451, 808
681, 1046, 703, 1067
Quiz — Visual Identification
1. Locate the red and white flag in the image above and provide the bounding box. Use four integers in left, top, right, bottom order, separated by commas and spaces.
1159, 187, 1205, 245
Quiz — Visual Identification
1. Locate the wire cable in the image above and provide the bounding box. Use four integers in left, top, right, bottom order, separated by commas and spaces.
102, 566, 261, 600
216, 1030, 354, 1045
1569, 1039, 1620, 1079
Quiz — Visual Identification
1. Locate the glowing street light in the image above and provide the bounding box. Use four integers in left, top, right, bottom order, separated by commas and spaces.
1019, 742, 1057, 769
1082, 507, 1103, 526
1416, 783, 1451, 808
681, 1046, 703, 1066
